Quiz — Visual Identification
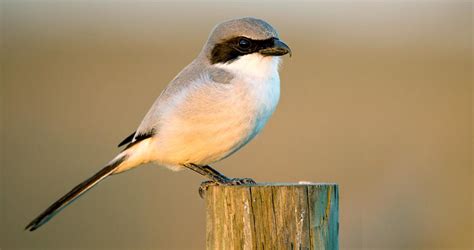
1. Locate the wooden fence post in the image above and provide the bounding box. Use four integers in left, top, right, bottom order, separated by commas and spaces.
205, 183, 339, 250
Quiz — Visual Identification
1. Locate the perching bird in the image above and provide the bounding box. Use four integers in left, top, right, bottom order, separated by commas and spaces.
25, 17, 291, 231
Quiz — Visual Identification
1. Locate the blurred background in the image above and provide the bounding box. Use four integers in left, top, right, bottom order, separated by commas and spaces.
1, 1, 472, 249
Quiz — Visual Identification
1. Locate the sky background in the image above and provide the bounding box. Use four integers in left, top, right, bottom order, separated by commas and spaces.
1, 1, 472, 249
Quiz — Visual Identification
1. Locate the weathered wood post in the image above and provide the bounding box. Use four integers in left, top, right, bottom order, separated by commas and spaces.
205, 183, 339, 250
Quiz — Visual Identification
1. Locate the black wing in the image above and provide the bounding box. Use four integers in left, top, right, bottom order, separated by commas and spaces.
118, 129, 156, 149
118, 131, 136, 147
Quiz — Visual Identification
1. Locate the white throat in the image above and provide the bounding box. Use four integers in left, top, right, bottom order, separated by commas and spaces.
215, 53, 281, 79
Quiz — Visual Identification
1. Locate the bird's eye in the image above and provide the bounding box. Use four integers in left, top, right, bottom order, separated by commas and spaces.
238, 38, 251, 49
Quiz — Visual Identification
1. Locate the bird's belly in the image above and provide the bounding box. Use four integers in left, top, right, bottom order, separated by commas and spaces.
154, 101, 254, 166
152, 72, 280, 168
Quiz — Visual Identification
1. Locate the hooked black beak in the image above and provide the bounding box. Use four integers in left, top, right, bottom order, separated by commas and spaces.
259, 39, 292, 57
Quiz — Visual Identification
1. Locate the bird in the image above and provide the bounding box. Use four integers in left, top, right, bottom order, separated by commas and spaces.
25, 17, 291, 231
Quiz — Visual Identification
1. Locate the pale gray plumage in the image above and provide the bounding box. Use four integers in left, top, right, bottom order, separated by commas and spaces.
26, 17, 290, 231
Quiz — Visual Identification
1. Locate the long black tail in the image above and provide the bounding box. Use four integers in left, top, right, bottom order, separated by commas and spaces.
25, 155, 127, 231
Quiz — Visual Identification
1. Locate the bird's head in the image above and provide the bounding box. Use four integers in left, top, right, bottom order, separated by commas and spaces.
203, 17, 291, 65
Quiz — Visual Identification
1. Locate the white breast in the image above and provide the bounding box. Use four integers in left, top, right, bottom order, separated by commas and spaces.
215, 54, 281, 138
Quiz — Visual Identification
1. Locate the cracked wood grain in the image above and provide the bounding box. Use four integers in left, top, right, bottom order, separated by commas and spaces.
206, 183, 339, 250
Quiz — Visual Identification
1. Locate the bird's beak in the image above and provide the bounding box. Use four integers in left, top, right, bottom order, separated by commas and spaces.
259, 39, 292, 57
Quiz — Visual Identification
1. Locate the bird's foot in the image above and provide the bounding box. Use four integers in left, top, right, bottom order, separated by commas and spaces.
198, 178, 256, 198
225, 177, 257, 185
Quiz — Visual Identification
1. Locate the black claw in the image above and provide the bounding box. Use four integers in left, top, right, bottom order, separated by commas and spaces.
199, 181, 218, 199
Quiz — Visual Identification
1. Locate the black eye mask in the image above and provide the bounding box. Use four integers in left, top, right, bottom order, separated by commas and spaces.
210, 36, 276, 64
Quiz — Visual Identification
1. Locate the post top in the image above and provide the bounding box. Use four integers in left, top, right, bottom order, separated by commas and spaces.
208, 182, 338, 188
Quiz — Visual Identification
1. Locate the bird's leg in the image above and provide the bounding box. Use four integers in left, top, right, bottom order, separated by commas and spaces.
184, 163, 256, 198
184, 164, 231, 183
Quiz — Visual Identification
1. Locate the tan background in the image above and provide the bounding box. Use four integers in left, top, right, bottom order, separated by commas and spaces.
1, 1, 472, 249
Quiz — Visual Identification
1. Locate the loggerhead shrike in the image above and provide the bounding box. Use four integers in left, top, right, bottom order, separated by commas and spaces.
26, 17, 291, 231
